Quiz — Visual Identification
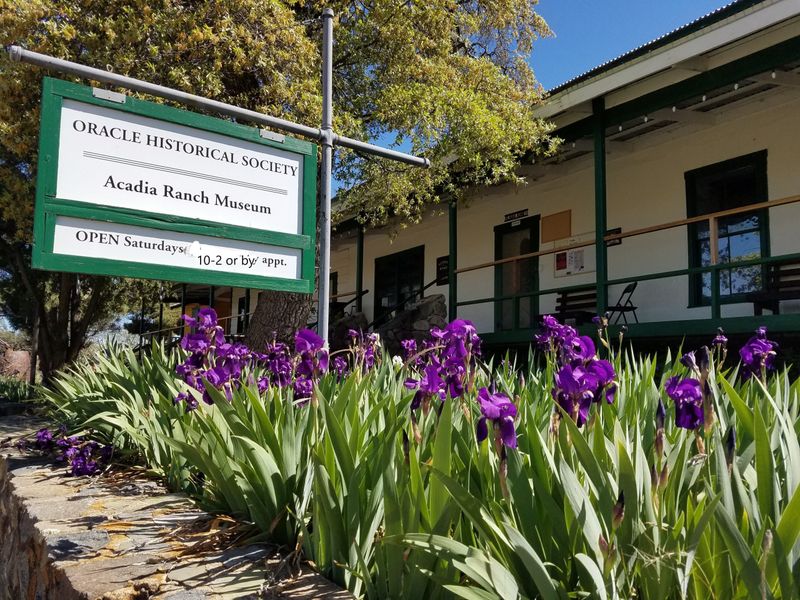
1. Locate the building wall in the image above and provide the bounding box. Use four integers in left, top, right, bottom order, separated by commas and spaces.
331, 91, 800, 333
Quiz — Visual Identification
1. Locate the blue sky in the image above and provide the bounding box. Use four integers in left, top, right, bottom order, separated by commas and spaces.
530, 0, 733, 91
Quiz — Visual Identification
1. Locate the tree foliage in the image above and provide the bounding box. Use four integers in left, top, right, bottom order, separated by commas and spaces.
0, 0, 555, 369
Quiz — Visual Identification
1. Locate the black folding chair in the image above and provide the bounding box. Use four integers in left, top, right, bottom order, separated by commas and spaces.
607, 281, 639, 324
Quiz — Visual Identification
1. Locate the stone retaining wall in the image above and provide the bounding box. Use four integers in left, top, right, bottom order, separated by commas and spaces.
0, 417, 353, 600
0, 457, 77, 599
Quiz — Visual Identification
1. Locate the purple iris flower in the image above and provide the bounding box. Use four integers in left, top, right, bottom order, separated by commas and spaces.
739, 326, 778, 380
534, 315, 578, 354
295, 329, 324, 353
401, 339, 417, 361
293, 377, 313, 401
174, 391, 199, 412
585, 359, 615, 399
712, 328, 728, 348
553, 364, 595, 425
181, 333, 210, 354
430, 327, 446, 340
196, 307, 218, 328
35, 428, 53, 446
476, 388, 517, 449
295, 329, 329, 378
332, 355, 349, 379
419, 364, 445, 397
665, 376, 703, 430
567, 336, 596, 362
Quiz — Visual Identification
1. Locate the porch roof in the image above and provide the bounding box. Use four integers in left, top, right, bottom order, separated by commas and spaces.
535, 0, 799, 122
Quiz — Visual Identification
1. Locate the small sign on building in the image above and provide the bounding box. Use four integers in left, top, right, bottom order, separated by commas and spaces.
32, 77, 317, 293
504, 209, 528, 223
436, 255, 450, 285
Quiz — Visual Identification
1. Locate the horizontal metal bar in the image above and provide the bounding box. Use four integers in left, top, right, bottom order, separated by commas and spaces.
334, 134, 429, 167
8, 46, 429, 168
454, 193, 800, 275
604, 193, 800, 244
456, 239, 596, 275
9, 46, 321, 139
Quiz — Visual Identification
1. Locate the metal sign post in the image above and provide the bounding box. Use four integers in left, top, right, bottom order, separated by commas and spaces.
9, 8, 429, 343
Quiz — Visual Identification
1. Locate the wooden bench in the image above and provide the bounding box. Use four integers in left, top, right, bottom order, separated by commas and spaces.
746, 259, 800, 315
555, 286, 597, 325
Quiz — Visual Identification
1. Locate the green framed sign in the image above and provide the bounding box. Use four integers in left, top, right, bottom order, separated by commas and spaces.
32, 77, 317, 293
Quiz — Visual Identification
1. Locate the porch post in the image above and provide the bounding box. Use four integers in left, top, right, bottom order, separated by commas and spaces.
355, 226, 364, 313
448, 200, 458, 321
244, 288, 251, 332
592, 97, 609, 313
180, 284, 187, 316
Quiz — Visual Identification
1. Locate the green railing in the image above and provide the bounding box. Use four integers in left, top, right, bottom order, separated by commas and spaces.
454, 194, 800, 333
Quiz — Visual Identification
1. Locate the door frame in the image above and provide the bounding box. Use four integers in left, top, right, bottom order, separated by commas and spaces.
494, 215, 540, 331
373, 244, 425, 322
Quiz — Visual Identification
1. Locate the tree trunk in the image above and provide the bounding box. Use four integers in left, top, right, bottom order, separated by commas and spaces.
28, 310, 39, 386
244, 290, 313, 350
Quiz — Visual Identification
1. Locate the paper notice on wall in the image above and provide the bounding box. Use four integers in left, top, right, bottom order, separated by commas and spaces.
554, 248, 586, 277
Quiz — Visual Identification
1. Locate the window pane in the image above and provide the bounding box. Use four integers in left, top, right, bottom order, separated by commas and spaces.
722, 212, 760, 235
701, 272, 711, 301
719, 269, 732, 296
728, 231, 761, 262
730, 266, 761, 294
698, 238, 711, 267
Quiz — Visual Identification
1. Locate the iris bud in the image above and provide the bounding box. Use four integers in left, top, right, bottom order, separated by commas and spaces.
725, 424, 736, 467
612, 491, 625, 529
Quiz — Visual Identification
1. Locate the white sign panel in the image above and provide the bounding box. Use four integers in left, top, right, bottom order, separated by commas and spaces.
52, 216, 301, 280
56, 99, 303, 235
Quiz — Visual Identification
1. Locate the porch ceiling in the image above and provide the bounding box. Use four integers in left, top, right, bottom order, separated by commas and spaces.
532, 61, 800, 173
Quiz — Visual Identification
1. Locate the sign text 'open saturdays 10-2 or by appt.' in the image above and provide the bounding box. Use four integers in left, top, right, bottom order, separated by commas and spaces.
32, 77, 317, 293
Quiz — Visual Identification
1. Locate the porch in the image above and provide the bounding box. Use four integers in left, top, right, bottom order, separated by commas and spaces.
332, 30, 800, 346
450, 193, 800, 346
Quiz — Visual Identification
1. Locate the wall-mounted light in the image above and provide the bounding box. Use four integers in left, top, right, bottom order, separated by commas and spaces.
702, 94, 707, 102
734, 82, 739, 90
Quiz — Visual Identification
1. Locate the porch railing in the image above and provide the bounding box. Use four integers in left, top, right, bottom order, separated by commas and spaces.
454, 193, 800, 326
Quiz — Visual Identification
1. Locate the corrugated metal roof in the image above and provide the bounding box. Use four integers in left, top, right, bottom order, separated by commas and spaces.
547, 0, 769, 95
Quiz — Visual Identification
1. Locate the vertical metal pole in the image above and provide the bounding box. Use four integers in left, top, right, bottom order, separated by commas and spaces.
318, 8, 334, 342
208, 286, 215, 308
158, 295, 164, 340
180, 284, 187, 315
709, 216, 721, 319
592, 97, 609, 313
448, 201, 458, 321
355, 227, 364, 312
138, 297, 145, 350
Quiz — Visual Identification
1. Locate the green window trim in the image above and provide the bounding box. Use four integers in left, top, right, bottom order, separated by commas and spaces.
494, 215, 540, 332
685, 150, 770, 308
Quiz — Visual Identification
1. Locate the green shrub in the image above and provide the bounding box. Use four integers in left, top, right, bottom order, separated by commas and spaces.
0, 375, 32, 402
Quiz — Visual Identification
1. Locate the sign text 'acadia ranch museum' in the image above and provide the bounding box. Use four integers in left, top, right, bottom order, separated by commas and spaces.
32, 78, 317, 293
